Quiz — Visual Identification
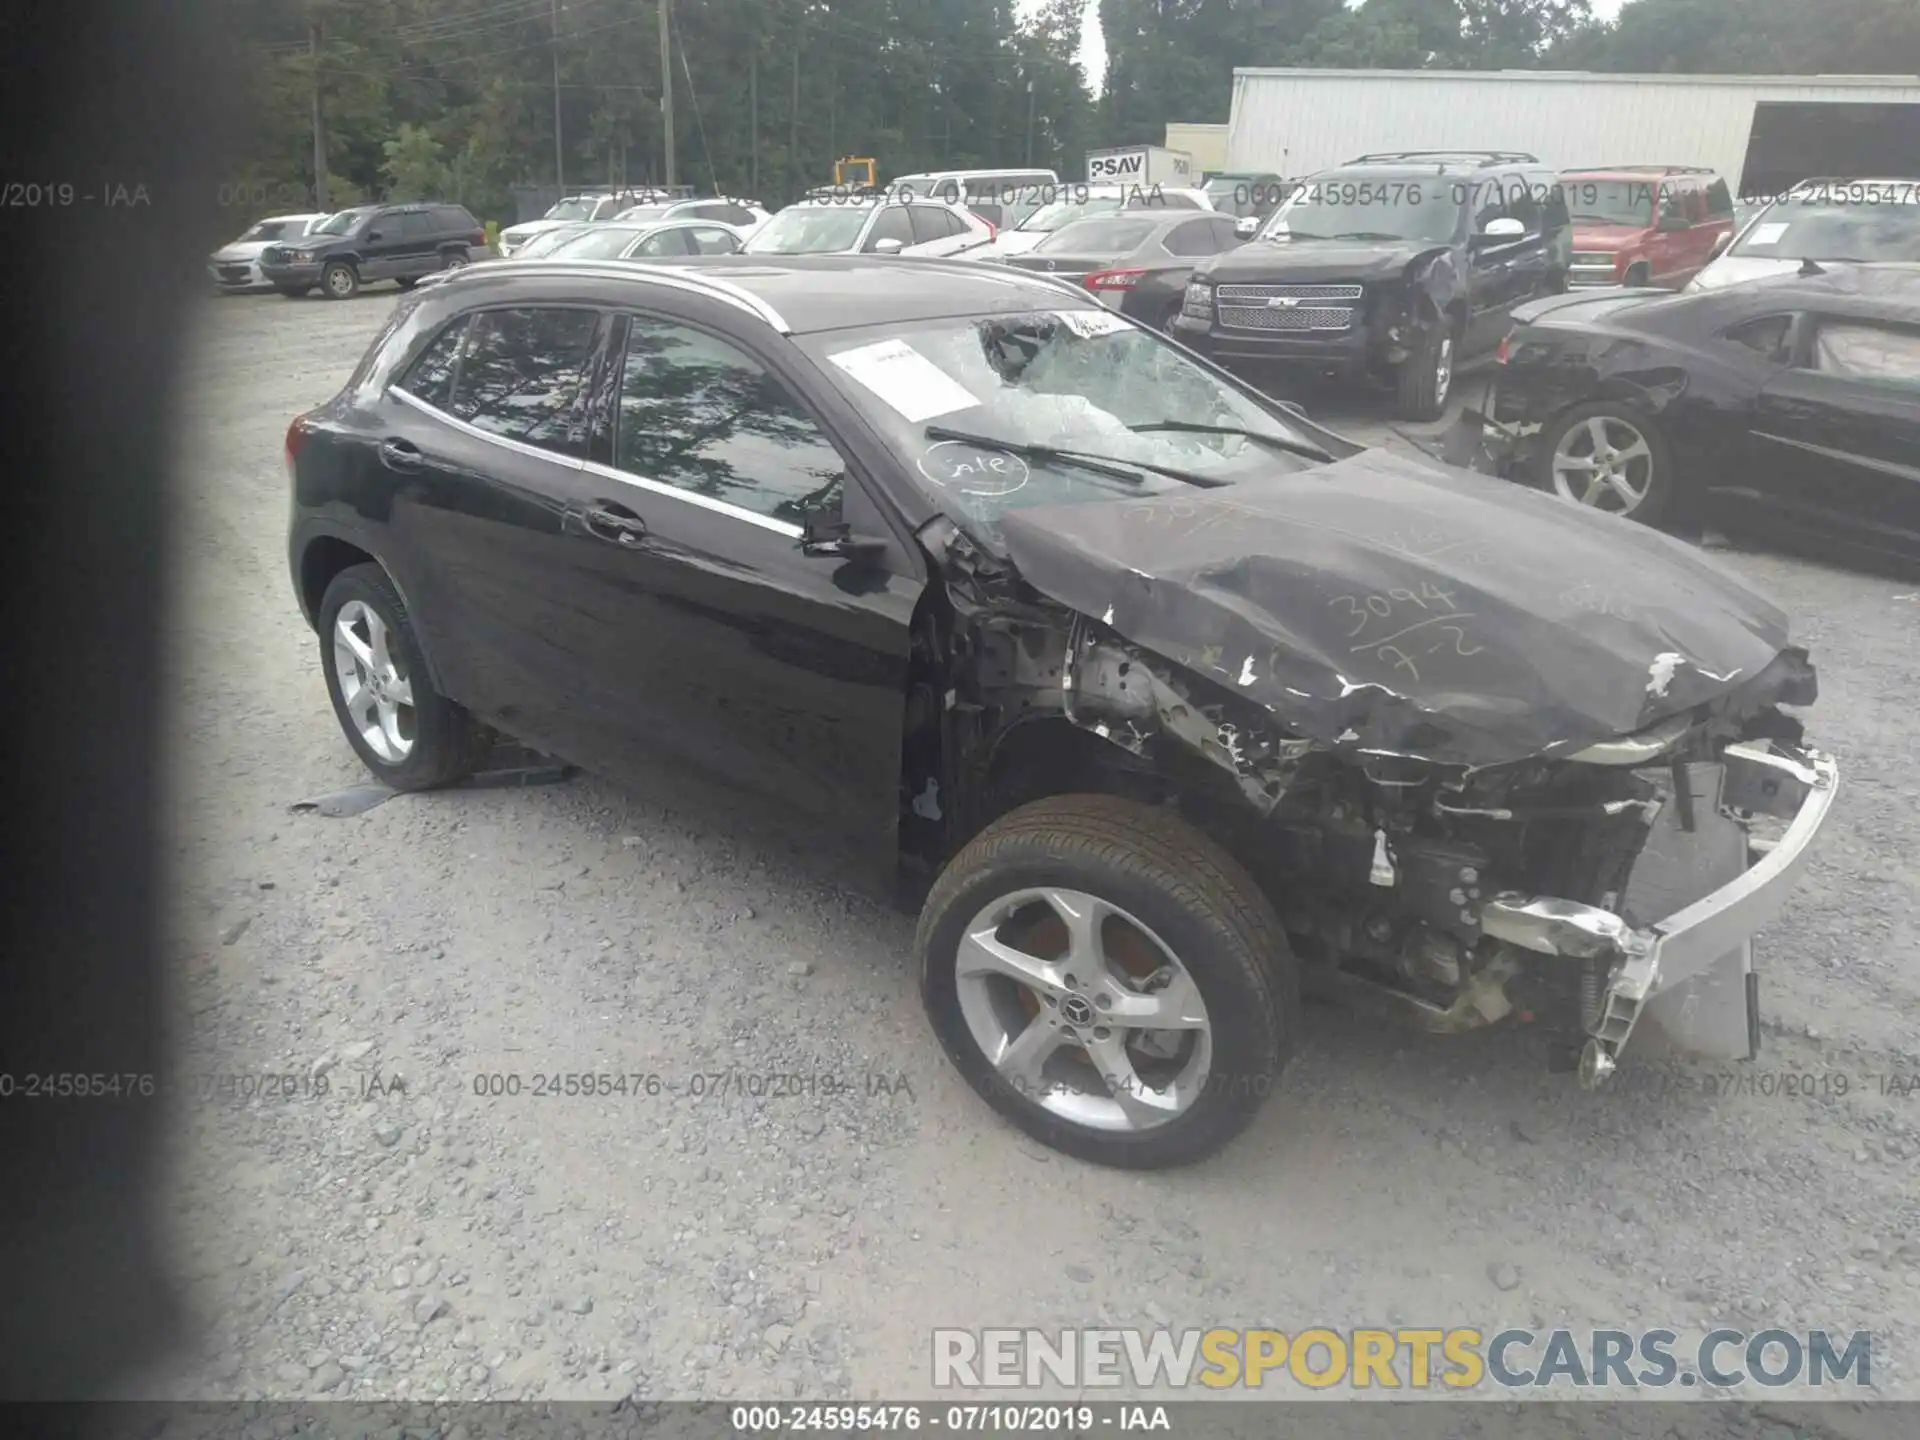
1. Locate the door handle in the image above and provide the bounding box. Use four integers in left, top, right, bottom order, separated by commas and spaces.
581, 502, 647, 548
379, 438, 425, 471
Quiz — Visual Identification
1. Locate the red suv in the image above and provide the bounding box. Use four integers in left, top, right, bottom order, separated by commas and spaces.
1559, 166, 1735, 289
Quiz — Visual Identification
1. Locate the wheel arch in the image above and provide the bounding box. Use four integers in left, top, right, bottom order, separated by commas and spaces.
296, 530, 447, 692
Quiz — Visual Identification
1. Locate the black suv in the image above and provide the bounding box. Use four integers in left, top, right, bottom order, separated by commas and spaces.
1173, 151, 1572, 419
261, 202, 489, 300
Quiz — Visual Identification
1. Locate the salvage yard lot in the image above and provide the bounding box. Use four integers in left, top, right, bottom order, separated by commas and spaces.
153, 288, 1920, 1406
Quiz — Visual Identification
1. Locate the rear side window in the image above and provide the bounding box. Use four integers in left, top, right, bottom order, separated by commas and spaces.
396, 212, 436, 239
628, 229, 690, 258
396, 318, 470, 410
1163, 219, 1220, 256
1704, 179, 1733, 219
444, 307, 601, 452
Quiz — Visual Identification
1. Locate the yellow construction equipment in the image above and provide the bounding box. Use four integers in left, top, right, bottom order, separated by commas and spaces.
832, 156, 877, 189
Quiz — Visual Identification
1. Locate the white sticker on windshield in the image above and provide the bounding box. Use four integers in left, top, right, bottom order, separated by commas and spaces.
1054, 308, 1131, 338
827, 339, 978, 423
1745, 222, 1789, 246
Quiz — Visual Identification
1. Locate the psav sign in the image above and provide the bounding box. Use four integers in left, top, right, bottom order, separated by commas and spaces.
1090, 151, 1146, 182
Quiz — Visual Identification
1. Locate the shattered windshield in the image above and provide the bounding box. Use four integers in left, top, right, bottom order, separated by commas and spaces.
801, 309, 1320, 548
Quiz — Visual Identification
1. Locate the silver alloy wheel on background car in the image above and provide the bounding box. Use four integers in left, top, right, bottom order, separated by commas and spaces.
442, 252, 470, 270
1551, 414, 1656, 514
332, 600, 416, 763
325, 265, 357, 298
953, 886, 1214, 1132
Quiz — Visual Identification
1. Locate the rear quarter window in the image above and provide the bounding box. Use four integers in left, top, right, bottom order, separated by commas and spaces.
395, 317, 471, 410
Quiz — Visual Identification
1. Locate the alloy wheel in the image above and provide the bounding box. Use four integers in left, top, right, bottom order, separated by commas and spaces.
1552, 414, 1656, 513
954, 887, 1214, 1132
332, 600, 416, 762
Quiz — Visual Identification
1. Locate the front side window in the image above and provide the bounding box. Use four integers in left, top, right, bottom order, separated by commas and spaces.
445, 307, 600, 451
617, 318, 846, 523
1807, 319, 1920, 386
803, 311, 1320, 549
1722, 314, 1793, 359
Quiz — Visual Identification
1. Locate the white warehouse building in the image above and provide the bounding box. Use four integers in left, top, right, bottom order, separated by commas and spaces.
1224, 69, 1920, 195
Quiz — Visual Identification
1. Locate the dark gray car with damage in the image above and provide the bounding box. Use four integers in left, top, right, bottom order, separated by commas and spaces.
289, 253, 1838, 1169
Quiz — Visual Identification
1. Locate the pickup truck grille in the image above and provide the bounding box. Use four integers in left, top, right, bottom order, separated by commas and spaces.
1569, 252, 1622, 288
1215, 282, 1362, 332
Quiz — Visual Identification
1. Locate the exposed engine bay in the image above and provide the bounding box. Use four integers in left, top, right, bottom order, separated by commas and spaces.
898, 448, 1840, 1086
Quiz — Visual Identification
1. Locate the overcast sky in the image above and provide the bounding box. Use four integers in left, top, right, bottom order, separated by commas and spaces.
1018, 0, 1631, 95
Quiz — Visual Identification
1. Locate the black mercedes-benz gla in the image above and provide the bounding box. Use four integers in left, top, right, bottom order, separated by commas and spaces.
286, 254, 1836, 1168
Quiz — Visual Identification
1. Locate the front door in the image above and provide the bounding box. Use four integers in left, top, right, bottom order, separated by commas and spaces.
1749, 312, 1920, 559
560, 305, 920, 847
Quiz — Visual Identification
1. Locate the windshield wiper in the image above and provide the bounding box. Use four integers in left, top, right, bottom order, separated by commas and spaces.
1127, 418, 1333, 463
922, 426, 1229, 489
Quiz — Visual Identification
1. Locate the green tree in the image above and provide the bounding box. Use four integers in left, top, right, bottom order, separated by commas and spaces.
381, 122, 449, 200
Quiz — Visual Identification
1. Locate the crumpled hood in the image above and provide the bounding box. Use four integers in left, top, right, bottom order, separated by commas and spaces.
996, 448, 1800, 769
1198, 239, 1435, 286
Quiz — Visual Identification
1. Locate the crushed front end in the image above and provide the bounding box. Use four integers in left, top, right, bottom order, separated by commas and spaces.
936, 448, 1842, 1085
1045, 622, 1837, 1082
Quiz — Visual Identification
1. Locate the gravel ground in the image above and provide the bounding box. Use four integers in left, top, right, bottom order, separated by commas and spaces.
132, 286, 1919, 1426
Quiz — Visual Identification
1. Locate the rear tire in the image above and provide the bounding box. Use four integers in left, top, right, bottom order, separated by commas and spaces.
1533, 400, 1675, 526
321, 260, 360, 300
439, 250, 471, 272
918, 794, 1295, 1169
1395, 315, 1459, 422
318, 564, 490, 792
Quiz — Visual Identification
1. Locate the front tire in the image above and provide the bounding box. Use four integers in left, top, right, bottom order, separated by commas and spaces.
1395, 316, 1458, 422
1534, 401, 1674, 526
318, 564, 490, 791
321, 260, 360, 300
918, 794, 1294, 1169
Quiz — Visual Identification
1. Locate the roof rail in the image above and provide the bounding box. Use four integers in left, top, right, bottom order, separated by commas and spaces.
453, 258, 791, 333
1562, 164, 1718, 175
1349, 149, 1538, 165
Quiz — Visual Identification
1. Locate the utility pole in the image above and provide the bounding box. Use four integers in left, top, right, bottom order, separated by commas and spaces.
551, 0, 564, 192
658, 0, 676, 188
788, 16, 800, 202
310, 21, 328, 210
1025, 79, 1036, 168
749, 49, 759, 198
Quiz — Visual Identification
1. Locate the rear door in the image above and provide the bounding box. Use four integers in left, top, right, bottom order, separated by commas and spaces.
378, 304, 614, 758
572, 306, 921, 847
1750, 311, 1920, 558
